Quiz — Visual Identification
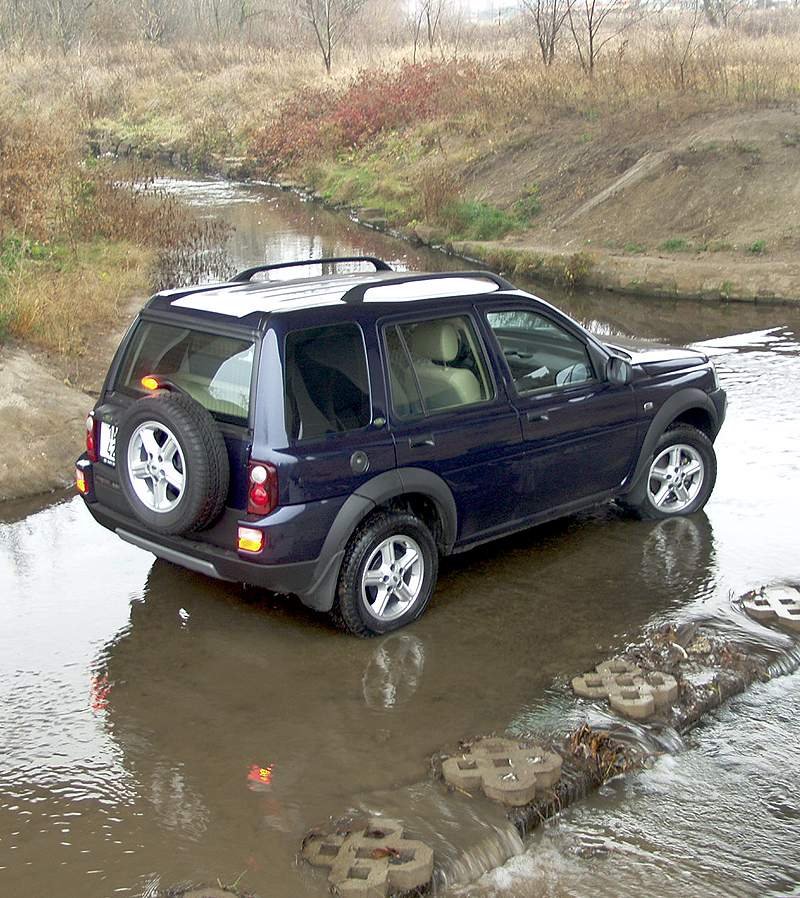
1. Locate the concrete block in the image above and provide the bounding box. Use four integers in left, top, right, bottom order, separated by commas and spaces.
571, 659, 678, 720
595, 658, 642, 678
571, 671, 610, 699
302, 817, 433, 898
607, 679, 656, 720
645, 671, 679, 706
442, 738, 562, 806
743, 587, 800, 633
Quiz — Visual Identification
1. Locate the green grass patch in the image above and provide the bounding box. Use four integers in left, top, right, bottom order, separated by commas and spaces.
443, 201, 519, 241
747, 239, 767, 255
659, 237, 692, 253
624, 242, 647, 254
312, 159, 412, 223
513, 184, 542, 225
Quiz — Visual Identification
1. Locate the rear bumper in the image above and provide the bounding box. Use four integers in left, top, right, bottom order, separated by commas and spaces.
83, 495, 344, 611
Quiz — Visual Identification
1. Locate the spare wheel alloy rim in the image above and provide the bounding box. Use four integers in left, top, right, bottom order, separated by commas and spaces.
127, 421, 186, 513
361, 535, 424, 622
647, 443, 704, 513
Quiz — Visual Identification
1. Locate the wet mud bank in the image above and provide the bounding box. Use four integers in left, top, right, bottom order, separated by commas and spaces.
0, 345, 94, 502
301, 606, 800, 897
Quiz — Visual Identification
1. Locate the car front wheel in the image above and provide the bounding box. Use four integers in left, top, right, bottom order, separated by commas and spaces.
623, 424, 717, 520
333, 511, 438, 637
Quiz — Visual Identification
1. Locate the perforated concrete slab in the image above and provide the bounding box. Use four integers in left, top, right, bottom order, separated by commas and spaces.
743, 587, 800, 633
441, 737, 562, 806
571, 659, 678, 720
302, 817, 433, 898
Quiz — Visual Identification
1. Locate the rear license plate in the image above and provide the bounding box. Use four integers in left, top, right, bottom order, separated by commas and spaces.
99, 422, 118, 466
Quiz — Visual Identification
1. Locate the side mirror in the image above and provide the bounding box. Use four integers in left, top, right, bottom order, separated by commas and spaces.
606, 355, 632, 386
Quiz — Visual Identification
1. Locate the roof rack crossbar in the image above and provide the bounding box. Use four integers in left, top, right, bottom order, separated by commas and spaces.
340, 270, 514, 304
232, 256, 392, 282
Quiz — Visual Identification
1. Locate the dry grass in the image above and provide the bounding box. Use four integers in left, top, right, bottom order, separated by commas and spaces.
0, 241, 151, 356
0, 109, 230, 356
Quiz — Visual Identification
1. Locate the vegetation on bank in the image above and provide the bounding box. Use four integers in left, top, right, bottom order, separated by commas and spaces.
0, 111, 231, 359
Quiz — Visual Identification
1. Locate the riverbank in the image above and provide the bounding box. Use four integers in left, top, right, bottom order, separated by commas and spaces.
268, 104, 800, 303
91, 103, 800, 302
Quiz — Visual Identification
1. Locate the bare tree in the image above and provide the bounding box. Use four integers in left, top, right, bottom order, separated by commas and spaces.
132, 0, 176, 42
567, 0, 647, 73
520, 0, 574, 65
700, 0, 747, 27
0, 0, 37, 49
659, 0, 704, 89
300, 0, 367, 73
42, 0, 94, 51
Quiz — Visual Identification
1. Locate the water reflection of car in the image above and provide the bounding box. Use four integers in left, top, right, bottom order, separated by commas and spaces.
76, 256, 726, 635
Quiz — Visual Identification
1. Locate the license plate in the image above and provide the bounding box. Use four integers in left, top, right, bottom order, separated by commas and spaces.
99, 422, 118, 466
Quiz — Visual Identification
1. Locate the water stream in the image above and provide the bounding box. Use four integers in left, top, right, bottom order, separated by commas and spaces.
1, 177, 799, 898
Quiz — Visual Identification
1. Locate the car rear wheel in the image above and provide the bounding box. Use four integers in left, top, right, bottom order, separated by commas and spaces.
333, 511, 438, 637
117, 390, 230, 535
622, 424, 717, 520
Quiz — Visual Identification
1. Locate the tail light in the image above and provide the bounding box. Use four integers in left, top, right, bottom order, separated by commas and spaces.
238, 526, 265, 553
85, 414, 98, 462
75, 459, 93, 499
247, 461, 278, 516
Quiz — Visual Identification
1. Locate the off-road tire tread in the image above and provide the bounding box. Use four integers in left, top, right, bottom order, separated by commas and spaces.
332, 511, 438, 637
118, 390, 230, 534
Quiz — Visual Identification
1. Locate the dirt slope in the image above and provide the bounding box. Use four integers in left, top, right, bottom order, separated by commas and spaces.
0, 346, 91, 502
451, 107, 800, 299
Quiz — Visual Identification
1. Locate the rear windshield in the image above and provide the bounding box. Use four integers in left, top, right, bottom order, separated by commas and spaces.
118, 321, 254, 423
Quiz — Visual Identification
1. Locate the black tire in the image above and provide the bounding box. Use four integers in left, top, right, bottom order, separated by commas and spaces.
116, 390, 230, 535
332, 511, 439, 637
620, 424, 717, 520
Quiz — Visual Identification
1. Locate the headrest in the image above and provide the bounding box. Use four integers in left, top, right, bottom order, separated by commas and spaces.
408, 322, 459, 363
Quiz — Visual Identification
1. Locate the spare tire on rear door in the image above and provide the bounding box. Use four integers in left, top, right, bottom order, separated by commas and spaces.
117, 390, 230, 535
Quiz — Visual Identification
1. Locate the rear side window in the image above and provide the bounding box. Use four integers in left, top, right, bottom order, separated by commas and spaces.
118, 321, 254, 422
385, 315, 492, 418
284, 323, 371, 441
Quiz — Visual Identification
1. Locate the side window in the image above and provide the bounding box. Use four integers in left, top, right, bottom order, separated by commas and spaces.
284, 323, 371, 441
385, 315, 492, 418
487, 310, 594, 395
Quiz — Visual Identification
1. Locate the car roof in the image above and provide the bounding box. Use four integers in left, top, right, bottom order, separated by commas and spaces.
144, 269, 517, 327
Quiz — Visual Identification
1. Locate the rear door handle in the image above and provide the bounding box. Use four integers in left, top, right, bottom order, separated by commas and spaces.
409, 434, 436, 448
526, 411, 550, 423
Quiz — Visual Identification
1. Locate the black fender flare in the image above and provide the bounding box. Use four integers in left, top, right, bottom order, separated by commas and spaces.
296, 467, 458, 612
623, 388, 719, 498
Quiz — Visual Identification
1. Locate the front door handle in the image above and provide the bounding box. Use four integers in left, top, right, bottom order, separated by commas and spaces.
526, 411, 550, 423
409, 434, 436, 448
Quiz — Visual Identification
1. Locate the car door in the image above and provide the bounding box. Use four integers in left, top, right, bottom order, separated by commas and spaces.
274, 319, 397, 506
382, 310, 525, 545
480, 303, 640, 516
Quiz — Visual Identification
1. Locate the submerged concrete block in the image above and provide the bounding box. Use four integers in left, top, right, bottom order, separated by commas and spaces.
645, 671, 679, 706
607, 679, 656, 719
743, 587, 800, 633
572, 658, 678, 719
571, 671, 610, 699
302, 817, 433, 898
595, 658, 642, 678
442, 737, 562, 806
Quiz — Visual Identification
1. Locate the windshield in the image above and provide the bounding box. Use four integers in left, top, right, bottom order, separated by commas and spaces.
118, 320, 255, 423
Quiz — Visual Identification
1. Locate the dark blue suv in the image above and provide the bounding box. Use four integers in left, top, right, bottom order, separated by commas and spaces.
76, 257, 726, 635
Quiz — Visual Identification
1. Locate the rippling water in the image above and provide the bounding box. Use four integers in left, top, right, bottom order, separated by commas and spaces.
1, 177, 799, 898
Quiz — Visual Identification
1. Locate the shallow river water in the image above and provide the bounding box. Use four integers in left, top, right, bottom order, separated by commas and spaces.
1, 179, 799, 898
